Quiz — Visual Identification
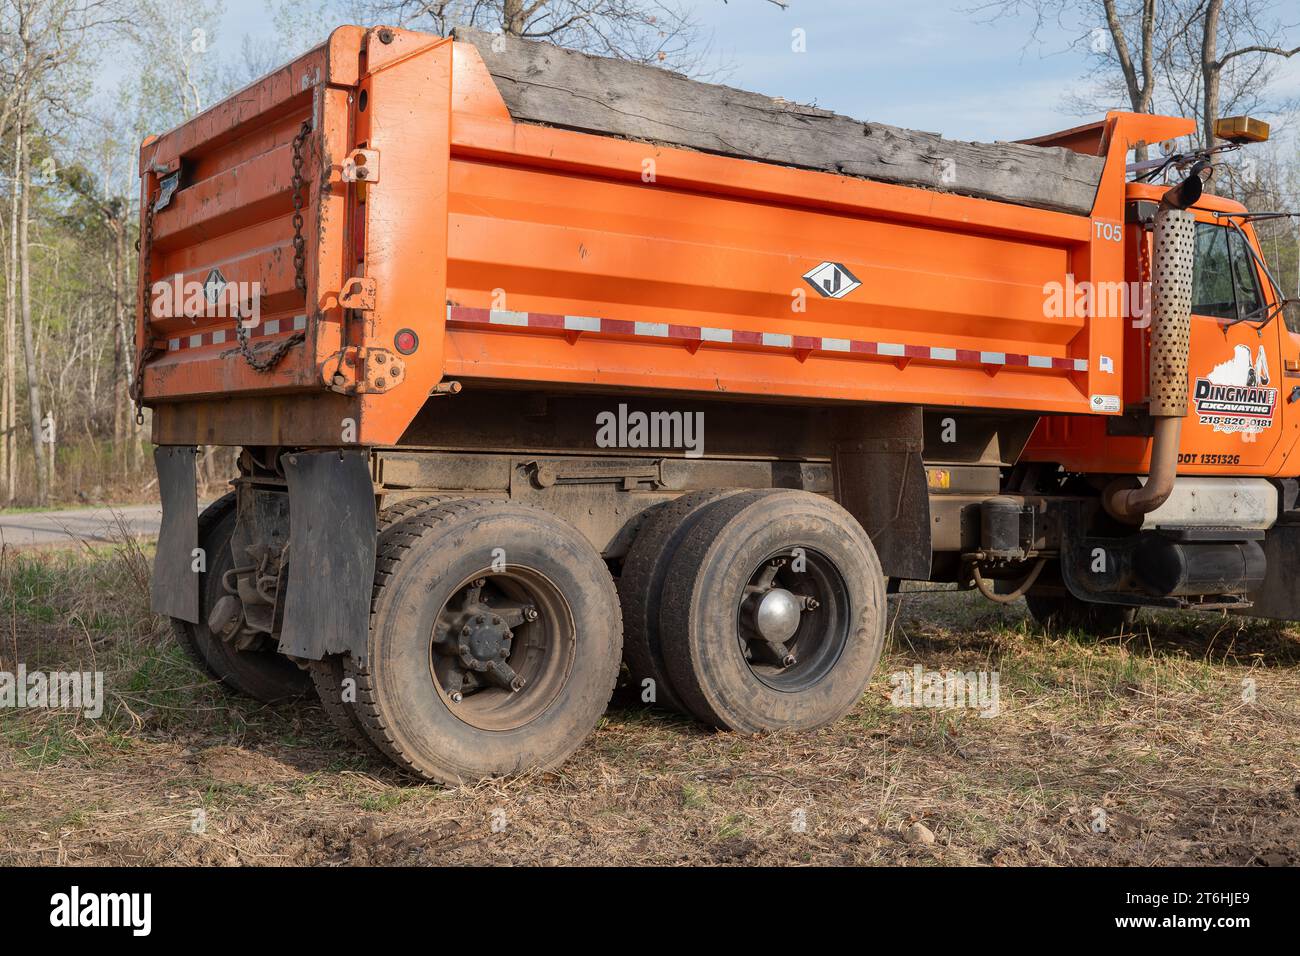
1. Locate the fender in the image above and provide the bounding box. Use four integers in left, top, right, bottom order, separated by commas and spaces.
831, 405, 932, 580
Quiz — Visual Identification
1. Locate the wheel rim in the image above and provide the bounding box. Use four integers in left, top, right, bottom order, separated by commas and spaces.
428, 567, 576, 731
735, 547, 850, 693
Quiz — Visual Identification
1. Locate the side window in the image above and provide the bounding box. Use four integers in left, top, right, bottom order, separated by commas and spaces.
1191, 222, 1265, 321
1192, 223, 1234, 318
1286, 302, 1300, 336
1228, 229, 1263, 318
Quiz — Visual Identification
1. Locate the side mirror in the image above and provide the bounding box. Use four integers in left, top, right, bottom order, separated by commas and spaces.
1161, 161, 1209, 210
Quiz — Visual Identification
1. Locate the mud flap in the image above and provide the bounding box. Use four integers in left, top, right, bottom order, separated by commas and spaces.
832, 405, 932, 581
279, 450, 377, 661
151, 445, 200, 623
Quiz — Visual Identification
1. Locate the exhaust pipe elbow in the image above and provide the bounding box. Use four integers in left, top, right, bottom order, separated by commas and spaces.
1105, 201, 1197, 523
1103, 417, 1182, 521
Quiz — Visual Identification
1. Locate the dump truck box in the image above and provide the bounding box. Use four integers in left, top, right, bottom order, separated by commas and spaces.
140, 25, 1300, 785
136, 26, 1190, 448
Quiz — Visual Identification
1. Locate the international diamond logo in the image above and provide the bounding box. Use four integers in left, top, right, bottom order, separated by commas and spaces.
802, 261, 861, 299
203, 268, 228, 306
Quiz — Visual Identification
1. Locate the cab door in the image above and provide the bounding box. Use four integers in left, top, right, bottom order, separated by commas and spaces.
1182, 216, 1286, 473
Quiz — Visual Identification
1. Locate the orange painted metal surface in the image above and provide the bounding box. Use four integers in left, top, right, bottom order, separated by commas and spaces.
1025, 181, 1299, 477
138, 26, 1285, 470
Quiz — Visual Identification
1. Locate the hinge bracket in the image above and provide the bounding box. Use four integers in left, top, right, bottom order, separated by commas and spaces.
322, 346, 405, 394
341, 149, 380, 183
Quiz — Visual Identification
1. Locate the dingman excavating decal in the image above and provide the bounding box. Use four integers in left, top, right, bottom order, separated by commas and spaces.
1193, 344, 1276, 435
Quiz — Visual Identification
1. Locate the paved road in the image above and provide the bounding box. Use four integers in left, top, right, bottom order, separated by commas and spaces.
0, 504, 162, 548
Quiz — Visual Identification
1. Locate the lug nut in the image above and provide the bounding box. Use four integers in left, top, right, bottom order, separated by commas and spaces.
523, 607, 539, 621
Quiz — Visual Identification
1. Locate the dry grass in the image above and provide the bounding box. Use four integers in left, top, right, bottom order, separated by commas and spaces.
0, 547, 1297, 866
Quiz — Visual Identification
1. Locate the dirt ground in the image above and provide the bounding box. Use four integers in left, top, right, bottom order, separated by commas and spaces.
1, 542, 1297, 866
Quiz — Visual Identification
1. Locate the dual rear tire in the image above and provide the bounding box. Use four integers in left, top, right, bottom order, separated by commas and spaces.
334, 489, 885, 780
621, 489, 887, 734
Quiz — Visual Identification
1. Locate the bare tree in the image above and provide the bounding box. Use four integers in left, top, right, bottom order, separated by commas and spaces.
16, 113, 45, 503
0, 0, 125, 503
365, 0, 715, 74
1197, 0, 1299, 146
3, 135, 18, 500
968, 0, 1299, 150
125, 0, 225, 127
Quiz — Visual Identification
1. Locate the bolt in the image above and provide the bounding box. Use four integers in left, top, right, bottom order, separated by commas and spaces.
523, 607, 539, 622
450, 691, 463, 703
474, 578, 487, 588
375, 377, 386, 388
511, 677, 525, 692
374, 351, 385, 363
461, 625, 471, 636
500, 648, 509, 657
804, 597, 820, 611
476, 615, 486, 625
782, 654, 797, 668
378, 27, 394, 43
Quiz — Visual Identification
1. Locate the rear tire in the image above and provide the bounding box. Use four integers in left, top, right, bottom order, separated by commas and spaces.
1025, 590, 1137, 637
346, 500, 622, 784
617, 490, 741, 712
660, 490, 886, 733
307, 494, 462, 753
170, 494, 311, 703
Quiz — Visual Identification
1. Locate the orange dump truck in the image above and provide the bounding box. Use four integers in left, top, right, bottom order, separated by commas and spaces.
139, 26, 1298, 782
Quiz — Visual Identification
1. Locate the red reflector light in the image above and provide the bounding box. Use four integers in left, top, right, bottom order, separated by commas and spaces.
394, 329, 419, 354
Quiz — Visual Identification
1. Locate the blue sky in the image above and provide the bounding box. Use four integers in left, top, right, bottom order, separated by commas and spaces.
199, 0, 1298, 143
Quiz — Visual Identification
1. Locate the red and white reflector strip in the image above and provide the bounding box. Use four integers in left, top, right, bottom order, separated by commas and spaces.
166, 315, 307, 352
445, 306, 1088, 373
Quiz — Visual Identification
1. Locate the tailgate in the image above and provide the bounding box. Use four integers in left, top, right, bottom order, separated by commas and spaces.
136, 26, 451, 445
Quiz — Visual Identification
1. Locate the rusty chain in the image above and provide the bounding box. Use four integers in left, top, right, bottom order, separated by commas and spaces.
130, 199, 158, 425
236, 120, 311, 372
